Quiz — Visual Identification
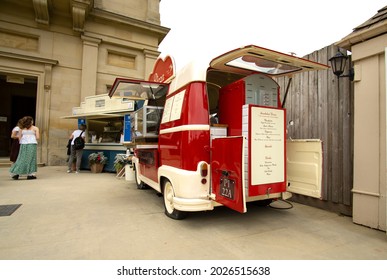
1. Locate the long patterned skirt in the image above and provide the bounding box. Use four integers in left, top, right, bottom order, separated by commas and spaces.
10, 144, 37, 175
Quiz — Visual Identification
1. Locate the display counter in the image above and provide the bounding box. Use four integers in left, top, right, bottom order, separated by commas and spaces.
61, 93, 154, 172
81, 143, 127, 172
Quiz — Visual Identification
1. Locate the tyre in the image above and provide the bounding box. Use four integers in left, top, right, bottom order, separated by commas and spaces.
134, 164, 148, 189
163, 179, 187, 220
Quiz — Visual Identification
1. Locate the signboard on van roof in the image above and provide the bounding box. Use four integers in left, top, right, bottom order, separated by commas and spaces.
148, 55, 176, 83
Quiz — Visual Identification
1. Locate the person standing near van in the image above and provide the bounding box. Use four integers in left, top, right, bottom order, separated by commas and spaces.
67, 124, 86, 173
9, 118, 22, 163
10, 116, 40, 180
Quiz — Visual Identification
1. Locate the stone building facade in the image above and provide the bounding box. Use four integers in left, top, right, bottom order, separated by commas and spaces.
0, 0, 169, 165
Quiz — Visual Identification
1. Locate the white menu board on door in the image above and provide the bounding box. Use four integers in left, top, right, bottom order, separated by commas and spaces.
161, 90, 185, 124
250, 106, 285, 185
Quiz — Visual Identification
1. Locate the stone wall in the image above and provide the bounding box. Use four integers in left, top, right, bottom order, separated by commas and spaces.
0, 0, 169, 165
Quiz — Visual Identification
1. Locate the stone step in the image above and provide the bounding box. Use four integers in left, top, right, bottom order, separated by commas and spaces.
0, 158, 11, 168
0, 161, 46, 168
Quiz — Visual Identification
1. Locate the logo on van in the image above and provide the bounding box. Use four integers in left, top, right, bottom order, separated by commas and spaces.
148, 55, 175, 83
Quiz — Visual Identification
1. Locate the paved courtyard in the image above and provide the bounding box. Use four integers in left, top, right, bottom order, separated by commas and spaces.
0, 166, 386, 260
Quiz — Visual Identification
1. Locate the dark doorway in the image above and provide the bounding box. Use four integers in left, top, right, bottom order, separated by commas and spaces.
0, 74, 37, 157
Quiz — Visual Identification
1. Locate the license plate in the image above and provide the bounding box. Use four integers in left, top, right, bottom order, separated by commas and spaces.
220, 177, 235, 200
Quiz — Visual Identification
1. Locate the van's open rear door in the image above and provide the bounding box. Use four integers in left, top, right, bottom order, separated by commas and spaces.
210, 45, 329, 77
209, 45, 326, 201
286, 140, 323, 199
211, 137, 246, 213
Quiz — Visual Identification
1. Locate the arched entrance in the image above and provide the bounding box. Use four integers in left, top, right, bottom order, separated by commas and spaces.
0, 74, 37, 158
0, 52, 58, 165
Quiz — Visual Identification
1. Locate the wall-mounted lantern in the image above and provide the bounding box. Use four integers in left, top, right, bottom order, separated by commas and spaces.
329, 51, 354, 81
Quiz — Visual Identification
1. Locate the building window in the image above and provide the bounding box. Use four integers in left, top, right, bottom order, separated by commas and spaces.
107, 51, 136, 69
0, 31, 38, 51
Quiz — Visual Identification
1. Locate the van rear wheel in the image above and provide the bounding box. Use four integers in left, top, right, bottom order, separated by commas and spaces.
163, 180, 187, 220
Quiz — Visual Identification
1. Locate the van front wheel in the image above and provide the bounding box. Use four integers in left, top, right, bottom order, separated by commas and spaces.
163, 180, 187, 220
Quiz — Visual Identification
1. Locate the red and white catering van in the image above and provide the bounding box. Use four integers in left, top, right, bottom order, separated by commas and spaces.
109, 45, 328, 219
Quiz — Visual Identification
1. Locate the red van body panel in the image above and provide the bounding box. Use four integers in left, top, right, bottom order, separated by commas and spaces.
159, 82, 211, 171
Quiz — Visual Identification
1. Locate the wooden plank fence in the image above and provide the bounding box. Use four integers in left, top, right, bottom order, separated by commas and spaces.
276, 44, 353, 216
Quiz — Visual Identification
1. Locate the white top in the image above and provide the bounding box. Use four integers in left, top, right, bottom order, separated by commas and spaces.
71, 129, 85, 145
12, 126, 20, 137
20, 129, 37, 144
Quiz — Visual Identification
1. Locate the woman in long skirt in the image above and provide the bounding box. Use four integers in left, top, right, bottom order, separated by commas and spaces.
10, 116, 40, 180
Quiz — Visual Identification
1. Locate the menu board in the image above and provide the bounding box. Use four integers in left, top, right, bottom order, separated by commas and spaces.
161, 90, 185, 123
250, 106, 285, 185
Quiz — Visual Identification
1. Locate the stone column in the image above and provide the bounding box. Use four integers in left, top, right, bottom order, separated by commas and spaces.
80, 35, 101, 101
144, 49, 160, 79
146, 0, 160, 24
39, 63, 53, 165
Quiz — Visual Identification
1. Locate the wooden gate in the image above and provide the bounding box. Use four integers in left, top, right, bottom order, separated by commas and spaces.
276, 44, 353, 216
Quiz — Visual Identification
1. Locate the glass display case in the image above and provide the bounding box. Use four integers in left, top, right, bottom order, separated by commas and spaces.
131, 106, 163, 140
